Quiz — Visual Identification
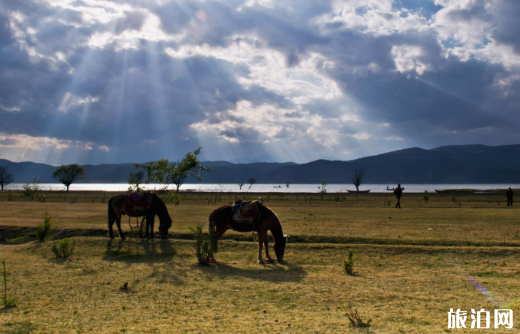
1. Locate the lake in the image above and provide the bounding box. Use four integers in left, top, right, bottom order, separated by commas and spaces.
5, 183, 518, 193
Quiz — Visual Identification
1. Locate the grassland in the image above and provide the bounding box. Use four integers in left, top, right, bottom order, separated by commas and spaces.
1, 190, 519, 333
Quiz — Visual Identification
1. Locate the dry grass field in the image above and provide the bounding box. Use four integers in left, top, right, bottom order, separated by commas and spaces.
1, 190, 520, 333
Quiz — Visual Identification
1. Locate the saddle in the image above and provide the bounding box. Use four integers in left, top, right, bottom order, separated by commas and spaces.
232, 198, 262, 223
125, 191, 153, 213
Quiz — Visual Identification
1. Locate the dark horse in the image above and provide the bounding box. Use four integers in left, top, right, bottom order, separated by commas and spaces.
209, 205, 288, 263
108, 193, 172, 239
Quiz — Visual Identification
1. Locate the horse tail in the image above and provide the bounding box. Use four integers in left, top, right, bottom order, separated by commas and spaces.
108, 197, 116, 230
209, 211, 218, 253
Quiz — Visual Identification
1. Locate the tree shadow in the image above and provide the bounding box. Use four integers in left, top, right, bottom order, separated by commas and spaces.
194, 261, 307, 283
103, 238, 176, 264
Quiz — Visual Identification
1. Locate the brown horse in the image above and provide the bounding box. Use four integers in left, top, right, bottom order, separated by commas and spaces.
108, 193, 172, 239
209, 204, 288, 263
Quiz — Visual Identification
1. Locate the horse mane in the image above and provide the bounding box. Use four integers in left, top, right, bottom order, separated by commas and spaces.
261, 205, 283, 230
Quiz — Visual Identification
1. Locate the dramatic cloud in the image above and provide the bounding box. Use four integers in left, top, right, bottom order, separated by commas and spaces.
0, 0, 519, 165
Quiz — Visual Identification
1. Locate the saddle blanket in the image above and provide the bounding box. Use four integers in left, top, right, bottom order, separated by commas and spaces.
125, 191, 153, 212
232, 199, 261, 223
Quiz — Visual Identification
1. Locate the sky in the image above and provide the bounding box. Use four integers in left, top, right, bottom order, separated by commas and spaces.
0, 0, 519, 165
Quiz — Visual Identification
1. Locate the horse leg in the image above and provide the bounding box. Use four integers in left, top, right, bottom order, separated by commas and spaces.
115, 217, 126, 240
148, 214, 155, 239
108, 215, 116, 239
257, 230, 266, 263
107, 201, 117, 239
264, 233, 274, 262
145, 215, 151, 239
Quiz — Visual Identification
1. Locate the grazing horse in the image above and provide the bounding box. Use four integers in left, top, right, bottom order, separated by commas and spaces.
209, 204, 288, 263
108, 193, 172, 239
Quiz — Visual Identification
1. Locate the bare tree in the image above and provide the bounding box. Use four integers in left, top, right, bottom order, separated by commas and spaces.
352, 169, 365, 193
0, 166, 14, 190
238, 183, 244, 190
248, 177, 256, 189
286, 182, 290, 188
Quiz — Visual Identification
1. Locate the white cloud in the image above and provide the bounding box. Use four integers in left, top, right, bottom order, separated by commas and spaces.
88, 13, 185, 50
0, 133, 108, 152
392, 45, 430, 75
190, 100, 314, 143
166, 36, 343, 106
58, 92, 99, 112
314, 0, 428, 36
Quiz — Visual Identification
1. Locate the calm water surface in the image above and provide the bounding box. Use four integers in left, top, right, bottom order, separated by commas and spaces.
6, 183, 518, 193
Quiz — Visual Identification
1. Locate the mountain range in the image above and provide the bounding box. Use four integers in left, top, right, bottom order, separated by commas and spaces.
2, 144, 520, 184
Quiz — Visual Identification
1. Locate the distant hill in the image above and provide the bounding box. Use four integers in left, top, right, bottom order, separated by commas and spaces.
2, 144, 520, 184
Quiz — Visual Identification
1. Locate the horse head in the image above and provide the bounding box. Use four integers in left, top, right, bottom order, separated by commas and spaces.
274, 234, 289, 262
158, 216, 171, 238
155, 194, 172, 238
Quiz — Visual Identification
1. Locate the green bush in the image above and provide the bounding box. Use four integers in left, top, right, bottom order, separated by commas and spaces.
38, 194, 46, 203
1, 260, 18, 308
189, 225, 214, 263
423, 190, 429, 203
169, 192, 181, 205
51, 238, 77, 258
343, 248, 356, 275
36, 212, 54, 242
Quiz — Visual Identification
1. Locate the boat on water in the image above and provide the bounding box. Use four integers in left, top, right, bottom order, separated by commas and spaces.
346, 190, 370, 193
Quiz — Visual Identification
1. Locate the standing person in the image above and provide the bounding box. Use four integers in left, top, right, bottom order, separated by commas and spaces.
387, 184, 405, 208
507, 187, 513, 206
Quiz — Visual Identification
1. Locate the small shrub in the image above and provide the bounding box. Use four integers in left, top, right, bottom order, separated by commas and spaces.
387, 200, 392, 207
169, 192, 181, 205
23, 177, 40, 199
51, 238, 77, 258
345, 307, 371, 327
343, 248, 356, 275
189, 225, 214, 264
36, 212, 54, 242
423, 190, 429, 203
101, 192, 107, 204
38, 194, 46, 203
1, 260, 18, 308
7, 191, 14, 202
452, 196, 456, 203
318, 179, 327, 200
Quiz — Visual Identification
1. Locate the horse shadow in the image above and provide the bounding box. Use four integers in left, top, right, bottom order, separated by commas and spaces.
103, 238, 177, 265
195, 261, 308, 283
102, 238, 186, 286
